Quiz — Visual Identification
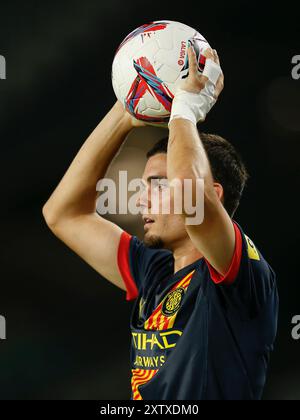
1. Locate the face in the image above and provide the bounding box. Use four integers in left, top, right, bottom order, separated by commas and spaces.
136, 153, 188, 250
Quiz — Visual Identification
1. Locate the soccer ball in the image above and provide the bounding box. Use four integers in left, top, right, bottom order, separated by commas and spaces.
112, 20, 210, 126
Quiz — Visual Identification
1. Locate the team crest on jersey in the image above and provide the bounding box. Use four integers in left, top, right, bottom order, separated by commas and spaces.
162, 287, 185, 317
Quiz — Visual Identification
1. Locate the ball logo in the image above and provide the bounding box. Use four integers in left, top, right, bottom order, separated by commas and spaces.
178, 41, 187, 66
162, 287, 185, 316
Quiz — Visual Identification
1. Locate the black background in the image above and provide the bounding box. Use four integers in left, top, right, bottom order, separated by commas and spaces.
0, 0, 299, 399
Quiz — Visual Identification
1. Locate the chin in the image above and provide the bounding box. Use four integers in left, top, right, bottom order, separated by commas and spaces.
143, 233, 165, 249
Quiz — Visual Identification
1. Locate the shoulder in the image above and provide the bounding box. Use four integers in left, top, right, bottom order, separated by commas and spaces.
229, 223, 278, 307
238, 224, 276, 279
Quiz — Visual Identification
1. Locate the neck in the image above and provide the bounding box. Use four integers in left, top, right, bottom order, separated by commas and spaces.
172, 238, 203, 274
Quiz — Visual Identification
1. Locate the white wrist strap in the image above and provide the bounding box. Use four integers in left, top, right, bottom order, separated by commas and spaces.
169, 59, 222, 126
169, 83, 216, 125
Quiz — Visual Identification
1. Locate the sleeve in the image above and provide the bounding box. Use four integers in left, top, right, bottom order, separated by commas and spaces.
206, 222, 277, 314
117, 231, 172, 301
117, 231, 138, 301
205, 222, 243, 286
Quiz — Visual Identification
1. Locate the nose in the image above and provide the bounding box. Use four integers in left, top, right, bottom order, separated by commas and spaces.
136, 185, 150, 210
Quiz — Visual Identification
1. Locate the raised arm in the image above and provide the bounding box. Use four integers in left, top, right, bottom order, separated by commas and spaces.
42, 101, 143, 290
167, 47, 235, 277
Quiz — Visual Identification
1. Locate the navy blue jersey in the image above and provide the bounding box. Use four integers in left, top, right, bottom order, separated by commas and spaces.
117, 222, 278, 400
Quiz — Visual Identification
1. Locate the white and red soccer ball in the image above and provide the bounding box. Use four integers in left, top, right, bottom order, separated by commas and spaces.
112, 20, 211, 125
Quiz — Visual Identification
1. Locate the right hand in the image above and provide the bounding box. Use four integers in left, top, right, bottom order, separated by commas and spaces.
179, 47, 224, 99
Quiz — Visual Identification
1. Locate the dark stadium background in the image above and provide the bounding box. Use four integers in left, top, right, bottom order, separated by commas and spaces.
0, 0, 299, 400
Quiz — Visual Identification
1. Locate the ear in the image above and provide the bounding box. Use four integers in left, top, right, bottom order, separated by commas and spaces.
213, 182, 224, 203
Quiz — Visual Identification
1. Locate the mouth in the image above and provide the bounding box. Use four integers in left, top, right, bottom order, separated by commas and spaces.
143, 216, 155, 228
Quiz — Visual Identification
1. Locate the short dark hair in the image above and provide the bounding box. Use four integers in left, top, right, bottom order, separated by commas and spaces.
146, 132, 249, 217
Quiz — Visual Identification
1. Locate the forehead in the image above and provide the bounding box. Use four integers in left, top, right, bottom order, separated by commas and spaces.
143, 153, 167, 180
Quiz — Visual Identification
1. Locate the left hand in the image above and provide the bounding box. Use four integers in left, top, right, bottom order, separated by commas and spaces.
180, 46, 224, 100
118, 100, 147, 129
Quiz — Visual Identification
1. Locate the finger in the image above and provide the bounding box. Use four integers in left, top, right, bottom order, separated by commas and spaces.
187, 45, 198, 76
212, 49, 220, 65
214, 72, 224, 99
202, 47, 214, 60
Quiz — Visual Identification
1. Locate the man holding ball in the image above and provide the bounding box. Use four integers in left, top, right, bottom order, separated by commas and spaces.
43, 46, 278, 400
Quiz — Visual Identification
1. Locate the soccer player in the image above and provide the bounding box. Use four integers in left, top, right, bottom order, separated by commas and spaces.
42, 47, 278, 400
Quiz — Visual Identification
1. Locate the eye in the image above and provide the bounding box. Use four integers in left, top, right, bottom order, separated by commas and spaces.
157, 179, 169, 190
149, 178, 169, 193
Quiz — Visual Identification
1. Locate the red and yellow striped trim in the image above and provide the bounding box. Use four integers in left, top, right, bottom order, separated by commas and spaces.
131, 368, 158, 400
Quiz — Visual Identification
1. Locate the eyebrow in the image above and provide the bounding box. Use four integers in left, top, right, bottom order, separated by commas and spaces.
146, 175, 168, 183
